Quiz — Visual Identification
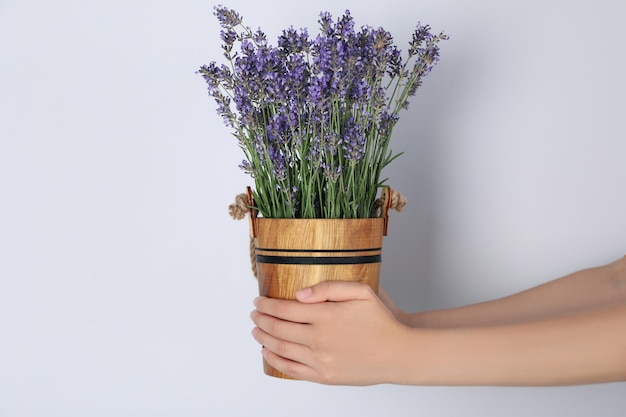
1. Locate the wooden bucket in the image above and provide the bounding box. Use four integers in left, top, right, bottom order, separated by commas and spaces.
248, 188, 391, 379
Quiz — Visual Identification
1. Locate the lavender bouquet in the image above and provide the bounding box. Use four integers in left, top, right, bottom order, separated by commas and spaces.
199, 6, 446, 219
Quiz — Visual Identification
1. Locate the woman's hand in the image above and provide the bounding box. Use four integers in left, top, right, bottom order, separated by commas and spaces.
250, 281, 412, 385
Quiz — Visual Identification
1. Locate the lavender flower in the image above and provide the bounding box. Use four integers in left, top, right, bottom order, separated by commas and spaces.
341, 117, 366, 163
199, 7, 447, 218
214, 6, 242, 28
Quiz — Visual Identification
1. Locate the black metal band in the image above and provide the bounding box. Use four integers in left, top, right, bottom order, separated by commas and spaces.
255, 247, 382, 253
256, 254, 382, 265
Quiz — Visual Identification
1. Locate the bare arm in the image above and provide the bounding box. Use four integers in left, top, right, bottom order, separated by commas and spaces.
251, 256, 626, 385
386, 255, 626, 328
401, 303, 626, 386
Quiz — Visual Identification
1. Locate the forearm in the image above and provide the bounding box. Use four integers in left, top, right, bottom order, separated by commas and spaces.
402, 256, 626, 328
398, 303, 626, 386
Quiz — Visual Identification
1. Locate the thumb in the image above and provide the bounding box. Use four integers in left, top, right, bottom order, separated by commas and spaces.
295, 281, 374, 303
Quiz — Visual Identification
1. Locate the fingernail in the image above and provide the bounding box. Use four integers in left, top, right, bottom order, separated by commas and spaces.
296, 287, 312, 300
253, 297, 259, 307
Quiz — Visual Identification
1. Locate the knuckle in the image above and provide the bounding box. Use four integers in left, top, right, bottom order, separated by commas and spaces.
319, 368, 338, 385
275, 340, 290, 357
284, 362, 301, 379
276, 301, 290, 317
317, 351, 333, 367
312, 331, 331, 350
315, 354, 340, 385
267, 318, 282, 336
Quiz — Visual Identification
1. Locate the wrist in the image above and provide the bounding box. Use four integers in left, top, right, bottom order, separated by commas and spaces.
389, 326, 442, 385
401, 310, 437, 328
394, 309, 413, 327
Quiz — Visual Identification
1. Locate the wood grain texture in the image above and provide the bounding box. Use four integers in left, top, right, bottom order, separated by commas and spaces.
253, 218, 385, 379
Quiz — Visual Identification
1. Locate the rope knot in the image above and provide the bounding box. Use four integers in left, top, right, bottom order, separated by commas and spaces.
374, 188, 407, 216
228, 193, 250, 220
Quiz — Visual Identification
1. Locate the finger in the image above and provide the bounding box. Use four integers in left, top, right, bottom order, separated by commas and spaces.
250, 309, 312, 345
254, 296, 319, 323
261, 346, 318, 382
296, 281, 374, 303
251, 326, 311, 365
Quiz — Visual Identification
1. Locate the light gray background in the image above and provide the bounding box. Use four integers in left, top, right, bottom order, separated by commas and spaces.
1, 0, 625, 416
